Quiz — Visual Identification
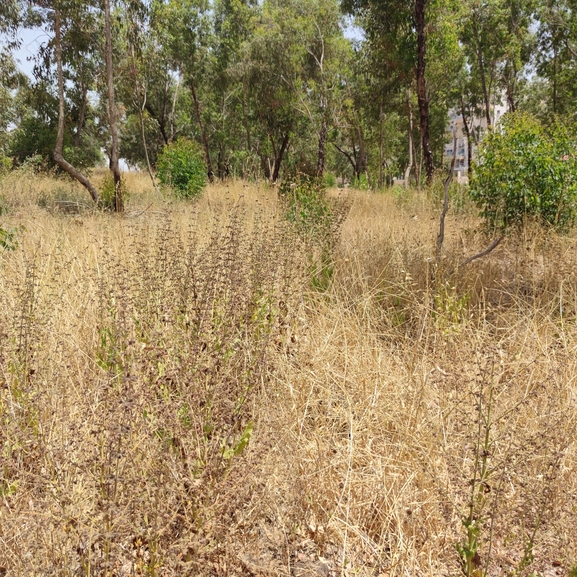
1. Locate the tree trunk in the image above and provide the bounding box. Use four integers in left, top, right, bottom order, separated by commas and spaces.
474, 26, 492, 128
379, 98, 383, 188
169, 76, 180, 142
552, 47, 557, 115
460, 95, 473, 176
333, 143, 357, 178
506, 63, 517, 112
356, 125, 366, 180
145, 103, 169, 145
53, 8, 99, 203
130, 42, 160, 195
316, 117, 327, 178
241, 81, 252, 155
104, 0, 122, 212
74, 80, 87, 147
404, 86, 414, 188
415, 0, 434, 184
190, 78, 214, 182
272, 133, 290, 182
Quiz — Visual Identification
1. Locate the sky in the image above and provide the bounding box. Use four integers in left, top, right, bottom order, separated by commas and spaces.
7, 26, 50, 79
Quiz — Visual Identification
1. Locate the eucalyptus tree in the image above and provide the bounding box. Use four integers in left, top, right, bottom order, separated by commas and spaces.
499, 0, 536, 112
102, 0, 123, 210
51, 3, 100, 201
152, 0, 214, 181
0, 0, 22, 157
343, 0, 437, 183
242, 0, 303, 181
331, 53, 371, 183
0, 51, 26, 158
281, 0, 350, 177
459, 0, 507, 127
209, 0, 258, 177
535, 0, 577, 118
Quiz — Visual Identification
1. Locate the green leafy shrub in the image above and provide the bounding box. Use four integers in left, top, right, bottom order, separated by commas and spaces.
351, 173, 370, 190
156, 139, 207, 198
0, 200, 21, 251
323, 172, 336, 188
470, 112, 577, 231
279, 174, 351, 292
99, 172, 128, 210
9, 115, 101, 170
279, 174, 332, 239
0, 156, 11, 176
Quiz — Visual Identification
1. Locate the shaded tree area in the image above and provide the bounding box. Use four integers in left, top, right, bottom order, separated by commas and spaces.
0, 0, 575, 193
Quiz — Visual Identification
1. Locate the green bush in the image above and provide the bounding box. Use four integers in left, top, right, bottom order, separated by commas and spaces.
322, 172, 336, 188
9, 115, 101, 170
99, 172, 128, 210
156, 139, 207, 199
470, 112, 577, 231
0, 200, 20, 251
279, 174, 332, 239
279, 175, 337, 292
0, 156, 11, 176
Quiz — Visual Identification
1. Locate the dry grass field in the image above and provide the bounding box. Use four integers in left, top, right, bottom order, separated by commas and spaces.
0, 169, 576, 576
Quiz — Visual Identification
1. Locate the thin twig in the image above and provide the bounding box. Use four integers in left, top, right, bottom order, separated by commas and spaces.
436, 129, 457, 262
124, 203, 154, 219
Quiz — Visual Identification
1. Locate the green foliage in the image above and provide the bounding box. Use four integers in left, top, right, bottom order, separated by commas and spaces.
221, 421, 253, 460
392, 184, 413, 206
322, 172, 336, 188
0, 156, 11, 175
279, 174, 332, 239
100, 172, 128, 210
9, 114, 101, 170
279, 174, 344, 292
0, 200, 20, 251
351, 173, 370, 190
470, 112, 577, 231
156, 139, 207, 199
9, 115, 57, 167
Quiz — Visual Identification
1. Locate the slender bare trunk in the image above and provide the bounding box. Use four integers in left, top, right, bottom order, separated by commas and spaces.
417, 141, 422, 190
460, 95, 473, 176
404, 86, 414, 188
130, 43, 160, 195
53, 8, 99, 203
169, 76, 180, 142
356, 125, 366, 179
415, 0, 434, 183
474, 26, 492, 127
190, 79, 214, 183
241, 81, 252, 154
316, 117, 327, 178
105, 0, 122, 212
272, 133, 290, 182
379, 99, 383, 188
74, 80, 87, 147
553, 47, 557, 115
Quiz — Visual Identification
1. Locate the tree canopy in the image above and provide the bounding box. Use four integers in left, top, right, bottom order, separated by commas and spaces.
0, 0, 574, 191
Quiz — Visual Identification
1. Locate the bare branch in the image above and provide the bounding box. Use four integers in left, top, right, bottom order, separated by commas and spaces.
333, 143, 356, 173
457, 236, 504, 270
436, 130, 457, 262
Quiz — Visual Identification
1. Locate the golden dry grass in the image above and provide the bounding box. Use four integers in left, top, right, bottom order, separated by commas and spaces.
0, 170, 576, 576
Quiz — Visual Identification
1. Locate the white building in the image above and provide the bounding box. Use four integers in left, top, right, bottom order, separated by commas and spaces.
444, 102, 508, 180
